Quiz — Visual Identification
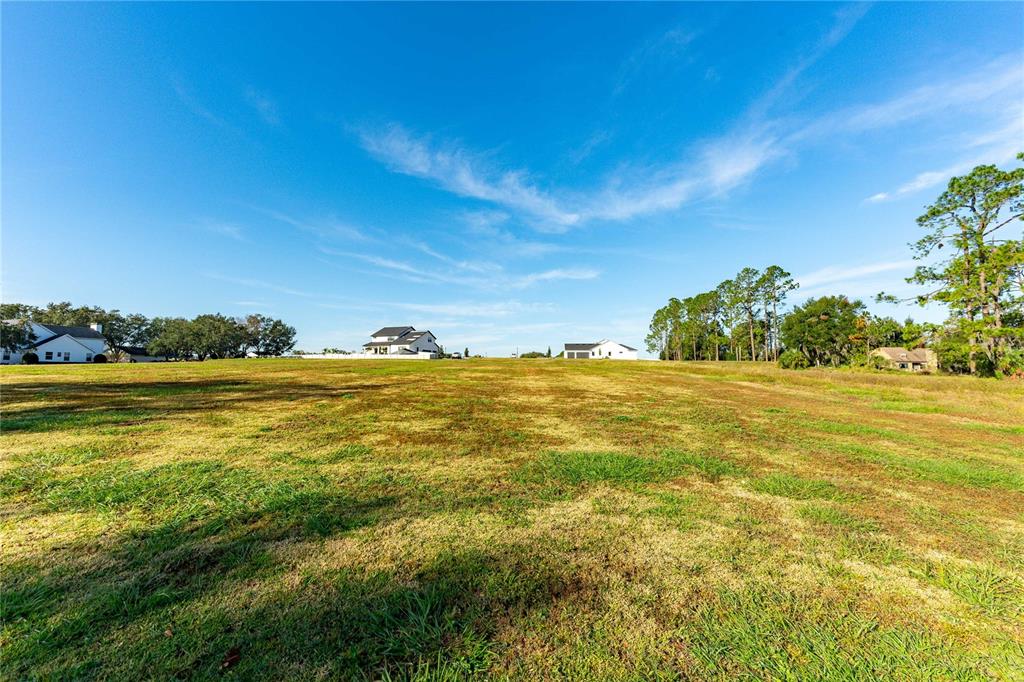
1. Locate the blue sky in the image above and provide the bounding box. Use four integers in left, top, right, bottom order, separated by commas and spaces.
3, 2, 1022, 355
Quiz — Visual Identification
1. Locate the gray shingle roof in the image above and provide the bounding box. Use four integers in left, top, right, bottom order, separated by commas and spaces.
40, 324, 105, 340
363, 330, 434, 347
565, 343, 598, 351
371, 326, 414, 338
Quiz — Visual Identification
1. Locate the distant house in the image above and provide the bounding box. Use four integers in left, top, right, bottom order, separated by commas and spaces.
563, 340, 638, 360
1, 321, 108, 364
870, 347, 937, 372
115, 346, 167, 363
362, 326, 440, 357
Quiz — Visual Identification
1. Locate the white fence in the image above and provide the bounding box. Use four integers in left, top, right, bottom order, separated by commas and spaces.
296, 352, 437, 360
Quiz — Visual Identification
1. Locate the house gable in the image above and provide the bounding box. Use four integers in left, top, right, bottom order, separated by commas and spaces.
564, 340, 638, 360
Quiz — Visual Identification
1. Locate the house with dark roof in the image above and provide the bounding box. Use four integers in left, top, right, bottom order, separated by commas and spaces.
114, 346, 167, 363
563, 339, 638, 360
1, 321, 109, 364
362, 326, 440, 357
870, 347, 937, 372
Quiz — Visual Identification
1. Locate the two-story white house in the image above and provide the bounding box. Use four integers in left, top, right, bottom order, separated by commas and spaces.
563, 339, 638, 360
362, 326, 440, 357
2, 321, 109, 364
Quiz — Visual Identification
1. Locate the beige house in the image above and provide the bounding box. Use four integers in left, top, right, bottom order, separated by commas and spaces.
870, 347, 937, 372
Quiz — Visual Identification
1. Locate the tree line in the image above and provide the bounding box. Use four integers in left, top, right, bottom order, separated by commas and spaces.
1, 302, 296, 361
648, 154, 1023, 377
646, 265, 798, 363
646, 271, 946, 371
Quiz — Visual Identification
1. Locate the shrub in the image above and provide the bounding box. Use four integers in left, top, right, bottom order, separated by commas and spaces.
997, 349, 1024, 379
778, 349, 809, 369
21, 352, 38, 365
93, 354, 108, 363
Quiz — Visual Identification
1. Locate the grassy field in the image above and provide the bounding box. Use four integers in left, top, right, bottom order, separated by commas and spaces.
2, 358, 1023, 680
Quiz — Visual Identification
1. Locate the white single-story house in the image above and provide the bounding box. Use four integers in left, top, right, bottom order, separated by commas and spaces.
362, 326, 440, 357
870, 347, 938, 372
2, 321, 108, 364
563, 340, 638, 360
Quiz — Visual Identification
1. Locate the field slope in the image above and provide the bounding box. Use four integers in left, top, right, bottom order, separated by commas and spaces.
2, 359, 1023, 680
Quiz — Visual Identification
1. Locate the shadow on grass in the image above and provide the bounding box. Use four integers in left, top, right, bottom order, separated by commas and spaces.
0, 447, 612, 679
3, 493, 589, 679
0, 378, 387, 433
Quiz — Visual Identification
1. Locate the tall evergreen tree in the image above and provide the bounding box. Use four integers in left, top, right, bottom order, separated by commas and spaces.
882, 154, 1024, 375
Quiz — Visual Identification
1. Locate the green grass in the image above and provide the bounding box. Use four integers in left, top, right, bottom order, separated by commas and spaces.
2, 358, 1022, 679
515, 449, 747, 488
839, 443, 1024, 492
749, 473, 850, 500
798, 504, 880, 532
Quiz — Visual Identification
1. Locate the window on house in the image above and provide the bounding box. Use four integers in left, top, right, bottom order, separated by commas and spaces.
86, 353, 93, 362
2, 351, 10, 360
63, 352, 71, 361
45, 351, 53, 360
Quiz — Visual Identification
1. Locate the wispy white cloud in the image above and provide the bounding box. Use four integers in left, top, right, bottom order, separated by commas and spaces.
866, 116, 1024, 202
750, 3, 871, 118
321, 248, 599, 291
171, 76, 237, 133
403, 239, 501, 274
699, 127, 784, 195
255, 207, 373, 242
200, 220, 247, 242
389, 300, 555, 318
357, 20, 1019, 234
460, 210, 563, 257
244, 87, 280, 125
205, 273, 317, 298
613, 26, 698, 96
796, 259, 916, 289
358, 124, 581, 228
510, 268, 600, 289
796, 57, 1023, 143
565, 130, 613, 165
359, 123, 779, 227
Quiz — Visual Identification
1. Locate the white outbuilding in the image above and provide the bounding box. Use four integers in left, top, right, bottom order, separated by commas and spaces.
563, 339, 638, 360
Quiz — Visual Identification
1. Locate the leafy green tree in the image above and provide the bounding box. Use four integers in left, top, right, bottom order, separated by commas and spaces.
190, 314, 247, 359
882, 155, 1023, 375
146, 318, 195, 360
33, 302, 106, 326
464, 347, 469, 358
900, 318, 927, 349
1, 321, 36, 354
0, 303, 39, 320
101, 312, 152, 360
259, 319, 297, 356
863, 316, 902, 351
781, 296, 867, 367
